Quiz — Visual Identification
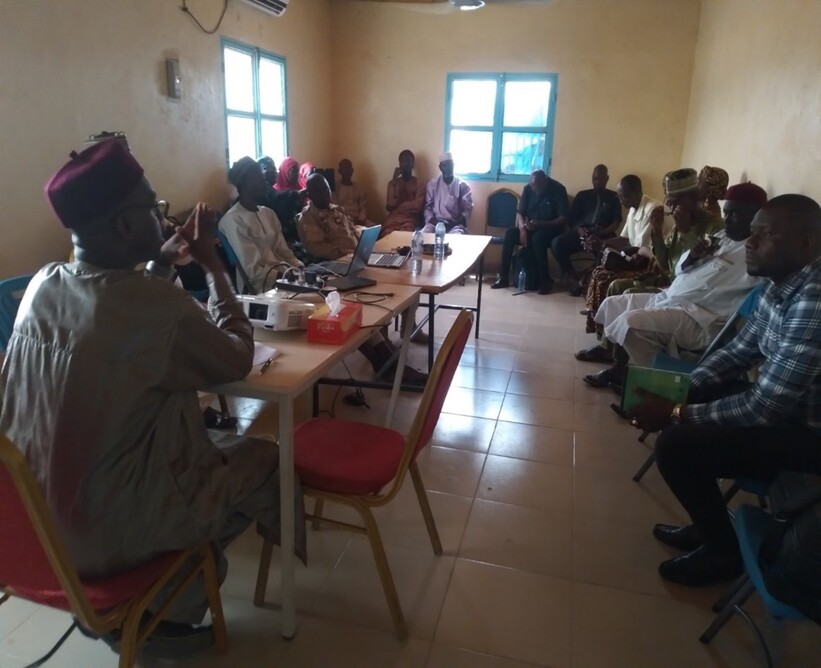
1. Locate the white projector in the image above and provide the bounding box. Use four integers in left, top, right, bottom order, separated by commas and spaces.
237, 294, 315, 331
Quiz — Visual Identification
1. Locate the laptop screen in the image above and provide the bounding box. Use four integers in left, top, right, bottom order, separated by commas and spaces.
348, 225, 381, 275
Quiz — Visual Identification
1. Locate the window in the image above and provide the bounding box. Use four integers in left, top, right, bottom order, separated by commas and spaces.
444, 73, 558, 182
221, 39, 288, 166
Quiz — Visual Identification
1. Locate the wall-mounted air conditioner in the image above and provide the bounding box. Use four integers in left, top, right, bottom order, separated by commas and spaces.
240, 0, 288, 17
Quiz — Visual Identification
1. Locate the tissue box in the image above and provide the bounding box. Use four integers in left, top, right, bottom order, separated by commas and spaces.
306, 302, 363, 345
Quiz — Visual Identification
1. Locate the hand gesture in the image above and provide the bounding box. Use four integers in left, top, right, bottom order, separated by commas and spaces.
626, 388, 676, 433
393, 167, 402, 180
688, 237, 717, 263
177, 203, 222, 272
649, 206, 665, 233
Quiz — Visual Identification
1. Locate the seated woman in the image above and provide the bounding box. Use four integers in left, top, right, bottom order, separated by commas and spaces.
265, 156, 313, 264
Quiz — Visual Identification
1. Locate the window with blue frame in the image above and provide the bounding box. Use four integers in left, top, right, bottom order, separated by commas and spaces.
444, 73, 558, 182
221, 39, 288, 166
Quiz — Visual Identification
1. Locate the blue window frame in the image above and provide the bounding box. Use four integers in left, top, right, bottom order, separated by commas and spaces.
221, 38, 288, 167
444, 73, 558, 182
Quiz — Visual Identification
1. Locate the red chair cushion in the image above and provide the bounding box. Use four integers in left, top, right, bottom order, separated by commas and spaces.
294, 418, 406, 495
8, 551, 184, 612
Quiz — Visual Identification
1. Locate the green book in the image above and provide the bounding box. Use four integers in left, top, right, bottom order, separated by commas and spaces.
620, 366, 691, 413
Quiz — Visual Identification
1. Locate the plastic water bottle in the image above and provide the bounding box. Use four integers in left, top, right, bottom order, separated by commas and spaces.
410, 229, 423, 275
434, 221, 446, 260
518, 268, 527, 292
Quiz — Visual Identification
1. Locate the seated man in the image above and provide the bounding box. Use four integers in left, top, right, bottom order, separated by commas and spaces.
582, 182, 767, 389
637, 167, 725, 284
580, 175, 671, 335
551, 164, 622, 290
258, 155, 278, 188
334, 158, 372, 227
297, 173, 363, 261
491, 169, 569, 295
0, 141, 304, 654
297, 173, 428, 382
383, 149, 424, 237
698, 165, 729, 218
628, 194, 821, 587
220, 156, 303, 292
423, 151, 473, 234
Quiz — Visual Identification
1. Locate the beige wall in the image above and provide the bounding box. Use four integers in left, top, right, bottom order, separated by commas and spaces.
0, 0, 332, 279
681, 0, 821, 202
328, 0, 702, 232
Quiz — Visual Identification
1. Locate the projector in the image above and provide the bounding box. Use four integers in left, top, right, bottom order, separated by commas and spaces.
237, 294, 315, 331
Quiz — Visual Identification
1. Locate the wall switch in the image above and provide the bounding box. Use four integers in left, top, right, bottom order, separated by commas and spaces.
165, 58, 181, 99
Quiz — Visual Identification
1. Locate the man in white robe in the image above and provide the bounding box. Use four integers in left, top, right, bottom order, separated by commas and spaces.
583, 183, 768, 389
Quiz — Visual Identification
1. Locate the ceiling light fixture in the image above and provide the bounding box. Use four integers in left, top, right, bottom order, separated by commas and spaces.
449, 0, 486, 10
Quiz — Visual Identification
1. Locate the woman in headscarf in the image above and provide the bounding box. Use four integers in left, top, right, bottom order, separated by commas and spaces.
698, 166, 729, 218
298, 161, 316, 190
266, 157, 313, 262
274, 156, 300, 192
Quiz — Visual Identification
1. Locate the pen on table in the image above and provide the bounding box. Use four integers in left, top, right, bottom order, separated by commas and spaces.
259, 357, 274, 375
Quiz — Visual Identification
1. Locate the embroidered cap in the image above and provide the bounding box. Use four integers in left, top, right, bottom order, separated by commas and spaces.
45, 140, 144, 229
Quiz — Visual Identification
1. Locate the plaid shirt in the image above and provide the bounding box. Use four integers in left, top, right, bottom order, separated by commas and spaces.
687, 257, 821, 431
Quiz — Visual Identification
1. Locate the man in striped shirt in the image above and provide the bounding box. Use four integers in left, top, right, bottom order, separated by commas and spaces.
629, 194, 821, 586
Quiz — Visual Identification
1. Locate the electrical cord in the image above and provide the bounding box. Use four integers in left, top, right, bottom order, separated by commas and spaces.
180, 0, 229, 34
262, 262, 294, 292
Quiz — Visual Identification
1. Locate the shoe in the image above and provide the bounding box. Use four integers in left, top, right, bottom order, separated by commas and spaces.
491, 278, 509, 289
398, 365, 428, 386
567, 285, 584, 297
410, 330, 430, 345
203, 407, 237, 430
574, 346, 613, 363
537, 282, 553, 295
658, 545, 742, 586
583, 366, 626, 388
141, 622, 214, 659
76, 616, 214, 659
653, 524, 705, 552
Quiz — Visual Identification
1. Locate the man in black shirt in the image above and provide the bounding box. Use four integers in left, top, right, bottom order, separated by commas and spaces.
491, 169, 570, 295
551, 164, 622, 292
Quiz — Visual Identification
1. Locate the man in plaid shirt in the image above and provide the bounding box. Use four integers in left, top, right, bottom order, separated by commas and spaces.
629, 194, 821, 586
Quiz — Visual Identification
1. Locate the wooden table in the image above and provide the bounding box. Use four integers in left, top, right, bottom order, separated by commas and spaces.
363, 231, 492, 369
211, 284, 421, 638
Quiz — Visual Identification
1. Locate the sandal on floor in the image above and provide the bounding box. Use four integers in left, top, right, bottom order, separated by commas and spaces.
574, 346, 613, 363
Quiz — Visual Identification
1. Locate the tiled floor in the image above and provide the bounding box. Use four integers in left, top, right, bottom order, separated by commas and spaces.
2, 282, 820, 667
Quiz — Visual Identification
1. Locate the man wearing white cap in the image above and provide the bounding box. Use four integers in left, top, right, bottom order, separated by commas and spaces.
423, 151, 473, 234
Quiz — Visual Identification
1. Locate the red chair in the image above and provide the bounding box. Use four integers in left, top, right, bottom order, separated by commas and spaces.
0, 432, 228, 666
254, 310, 474, 639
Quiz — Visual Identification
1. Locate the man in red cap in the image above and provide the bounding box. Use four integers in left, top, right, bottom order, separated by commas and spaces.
581, 182, 767, 390
0, 141, 303, 658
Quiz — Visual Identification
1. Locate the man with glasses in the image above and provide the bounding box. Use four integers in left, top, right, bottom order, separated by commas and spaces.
0, 141, 304, 658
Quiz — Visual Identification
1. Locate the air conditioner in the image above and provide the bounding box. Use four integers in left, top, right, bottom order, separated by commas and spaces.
240, 0, 288, 17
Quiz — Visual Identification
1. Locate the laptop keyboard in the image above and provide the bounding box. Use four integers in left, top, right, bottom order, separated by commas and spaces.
370, 254, 405, 267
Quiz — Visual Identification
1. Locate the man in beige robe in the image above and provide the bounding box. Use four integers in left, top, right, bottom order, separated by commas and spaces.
0, 141, 303, 655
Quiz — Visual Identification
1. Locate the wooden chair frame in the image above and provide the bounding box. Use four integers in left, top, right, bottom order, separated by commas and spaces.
254, 310, 474, 640
0, 433, 228, 666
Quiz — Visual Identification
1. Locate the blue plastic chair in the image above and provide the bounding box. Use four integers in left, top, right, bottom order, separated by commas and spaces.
216, 229, 254, 294
700, 505, 805, 668
485, 189, 519, 245
0, 275, 34, 352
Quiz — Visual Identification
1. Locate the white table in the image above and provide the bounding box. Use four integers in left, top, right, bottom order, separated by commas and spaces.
211, 284, 421, 637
